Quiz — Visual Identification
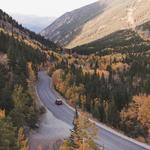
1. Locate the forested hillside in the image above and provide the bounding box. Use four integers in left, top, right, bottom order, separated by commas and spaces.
0, 9, 57, 149
0, 33, 46, 149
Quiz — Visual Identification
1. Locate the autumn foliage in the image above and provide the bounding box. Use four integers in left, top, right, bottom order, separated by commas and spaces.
120, 95, 150, 142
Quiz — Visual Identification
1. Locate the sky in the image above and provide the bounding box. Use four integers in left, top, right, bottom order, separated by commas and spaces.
0, 0, 98, 17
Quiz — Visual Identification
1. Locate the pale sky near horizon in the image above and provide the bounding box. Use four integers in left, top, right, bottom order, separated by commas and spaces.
0, 0, 98, 17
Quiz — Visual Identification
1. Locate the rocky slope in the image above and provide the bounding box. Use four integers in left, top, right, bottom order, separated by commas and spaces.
41, 0, 150, 48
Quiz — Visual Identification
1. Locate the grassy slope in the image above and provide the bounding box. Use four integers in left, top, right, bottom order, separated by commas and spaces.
72, 22, 150, 55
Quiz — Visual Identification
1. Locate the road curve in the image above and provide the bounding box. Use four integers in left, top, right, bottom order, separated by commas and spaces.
37, 71, 150, 150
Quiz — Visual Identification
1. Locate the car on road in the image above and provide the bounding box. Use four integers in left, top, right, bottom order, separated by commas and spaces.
55, 98, 63, 105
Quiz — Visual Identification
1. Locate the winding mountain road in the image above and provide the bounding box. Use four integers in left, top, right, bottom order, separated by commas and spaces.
36, 71, 150, 150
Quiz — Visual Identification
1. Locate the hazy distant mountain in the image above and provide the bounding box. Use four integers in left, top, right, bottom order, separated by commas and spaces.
41, 0, 150, 48
11, 14, 56, 33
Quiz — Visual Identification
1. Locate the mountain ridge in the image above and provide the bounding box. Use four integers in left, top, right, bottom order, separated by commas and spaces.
40, 1, 106, 46
41, 0, 150, 48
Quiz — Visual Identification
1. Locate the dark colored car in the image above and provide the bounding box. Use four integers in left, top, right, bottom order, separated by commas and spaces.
55, 98, 63, 105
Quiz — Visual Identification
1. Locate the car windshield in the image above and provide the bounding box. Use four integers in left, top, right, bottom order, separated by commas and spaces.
57, 99, 62, 101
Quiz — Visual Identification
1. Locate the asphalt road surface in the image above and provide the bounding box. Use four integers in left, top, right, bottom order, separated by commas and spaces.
37, 71, 150, 150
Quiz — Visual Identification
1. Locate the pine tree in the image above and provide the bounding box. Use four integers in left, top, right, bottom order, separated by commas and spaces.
67, 109, 98, 150
68, 107, 80, 149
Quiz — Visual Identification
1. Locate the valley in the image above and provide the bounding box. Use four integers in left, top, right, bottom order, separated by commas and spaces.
0, 0, 150, 149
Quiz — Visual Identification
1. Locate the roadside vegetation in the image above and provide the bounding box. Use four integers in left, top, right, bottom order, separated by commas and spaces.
60, 109, 100, 150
